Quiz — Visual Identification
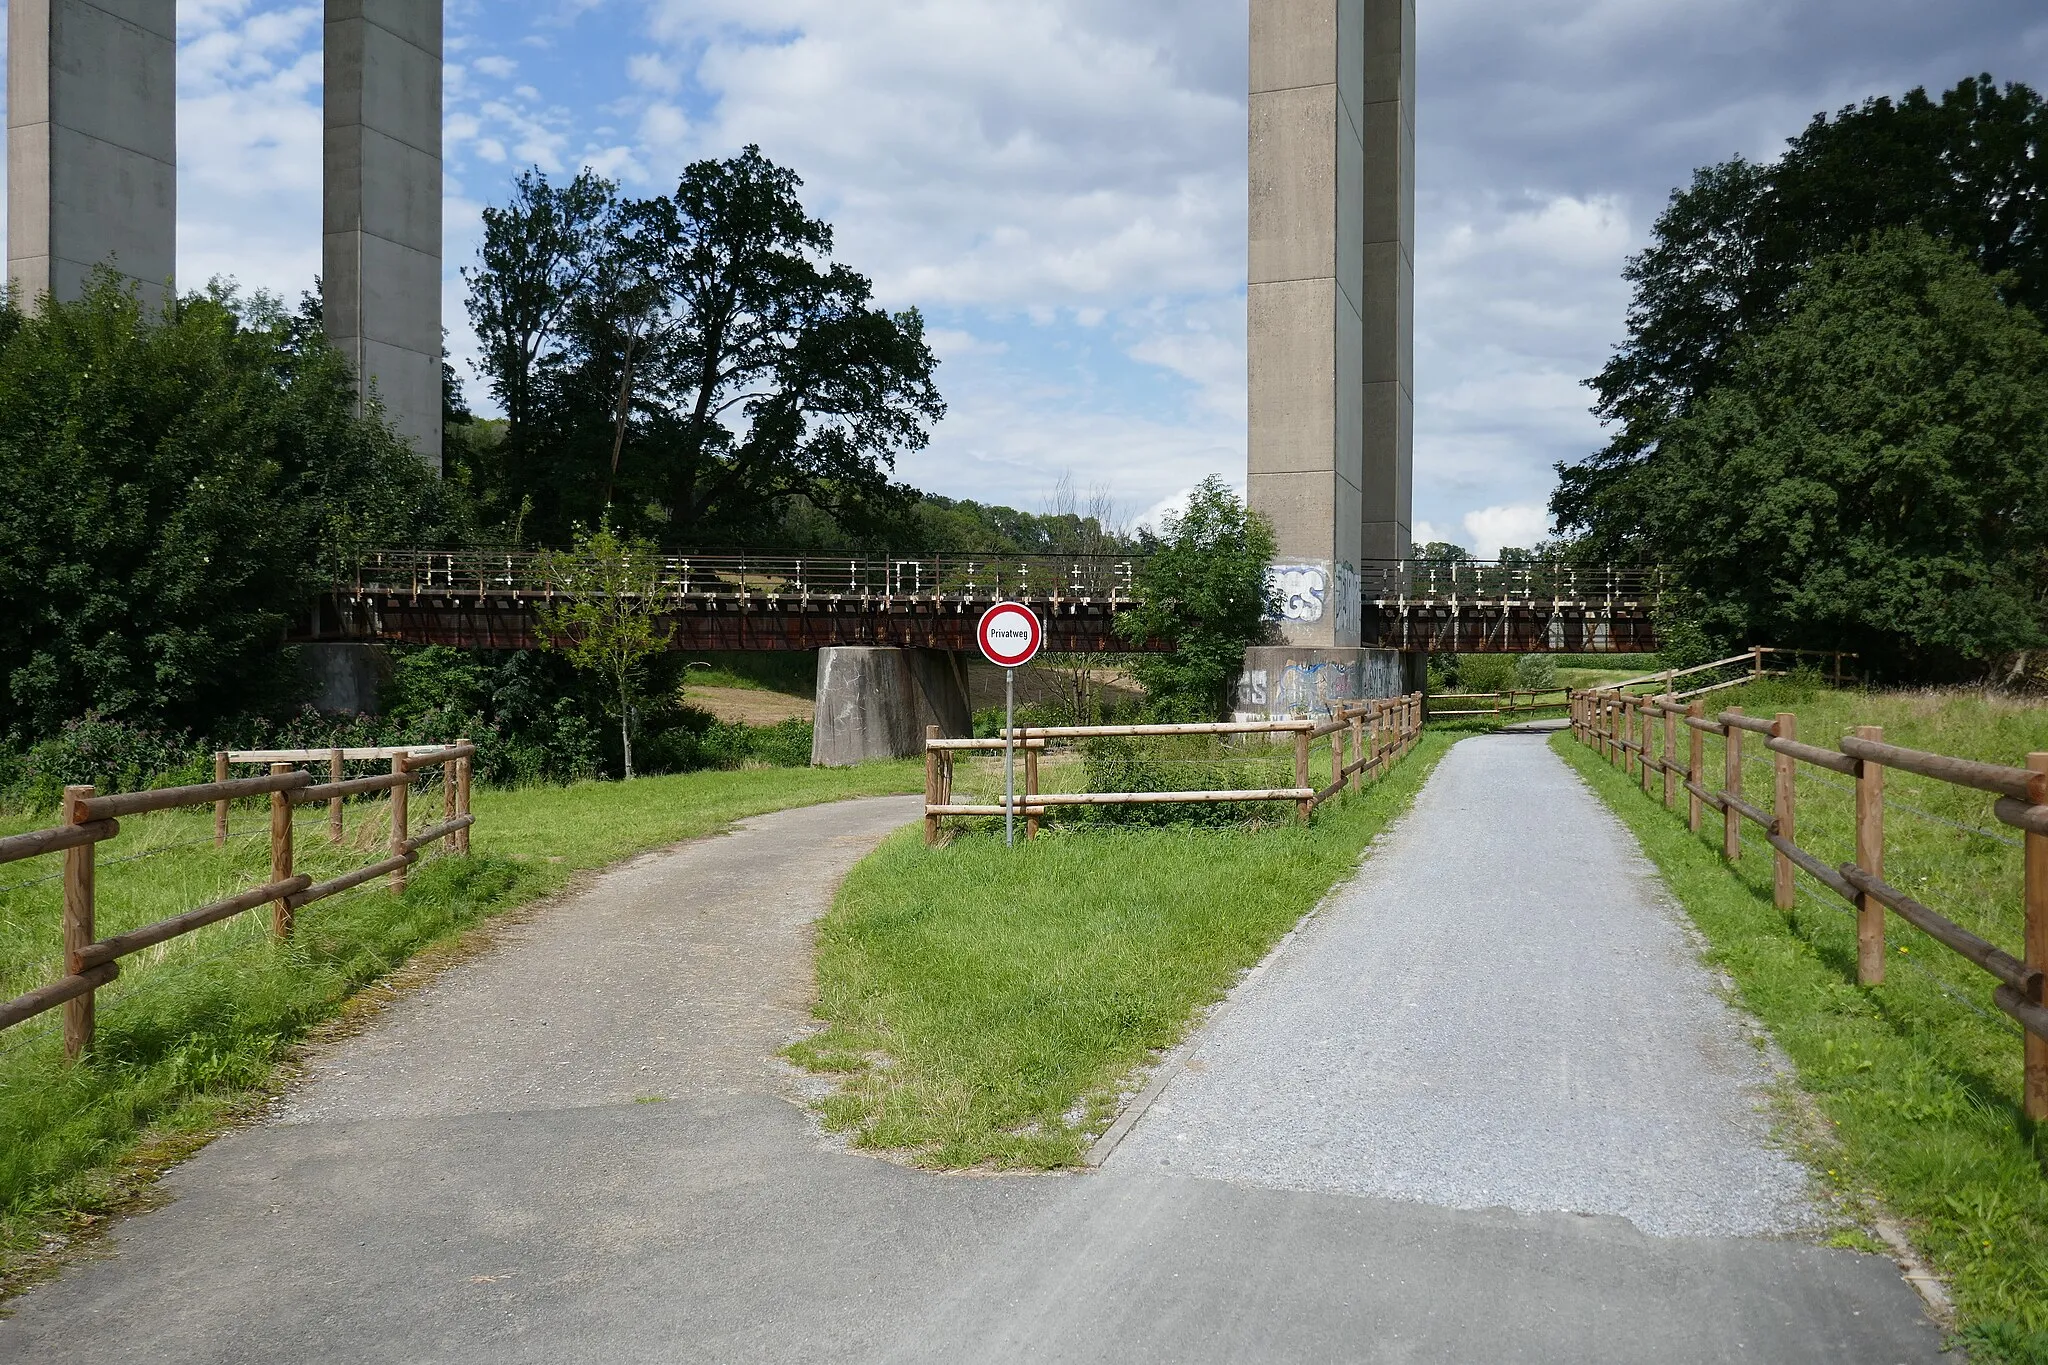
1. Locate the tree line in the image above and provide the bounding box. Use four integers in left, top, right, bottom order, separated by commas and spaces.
1553, 74, 2048, 681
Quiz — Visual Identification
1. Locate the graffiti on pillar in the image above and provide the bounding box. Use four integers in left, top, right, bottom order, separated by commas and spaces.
1271, 564, 1329, 624
1331, 560, 1360, 641
1236, 669, 1269, 712
1274, 660, 1361, 719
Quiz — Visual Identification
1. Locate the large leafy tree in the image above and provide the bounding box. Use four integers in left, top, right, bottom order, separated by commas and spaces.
1116, 477, 1279, 719
463, 148, 944, 547
0, 275, 460, 742
1558, 74, 2048, 554
1626, 229, 2048, 677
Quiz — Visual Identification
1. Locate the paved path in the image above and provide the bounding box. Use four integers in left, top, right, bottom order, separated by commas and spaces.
0, 777, 1944, 1363
1110, 731, 1811, 1238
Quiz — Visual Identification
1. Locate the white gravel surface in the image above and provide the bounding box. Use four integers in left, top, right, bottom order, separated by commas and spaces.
1109, 732, 1822, 1239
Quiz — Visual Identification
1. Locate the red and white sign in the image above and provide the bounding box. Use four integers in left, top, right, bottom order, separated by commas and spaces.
977, 602, 1043, 668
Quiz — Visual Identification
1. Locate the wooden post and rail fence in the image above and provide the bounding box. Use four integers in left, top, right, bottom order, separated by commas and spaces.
1570, 687, 2048, 1120
0, 743, 477, 1061
922, 693, 1426, 844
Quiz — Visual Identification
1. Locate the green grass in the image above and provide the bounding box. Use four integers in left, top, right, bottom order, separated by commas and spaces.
0, 760, 920, 1291
786, 733, 1451, 1168
677, 651, 818, 697
1554, 683, 2048, 1363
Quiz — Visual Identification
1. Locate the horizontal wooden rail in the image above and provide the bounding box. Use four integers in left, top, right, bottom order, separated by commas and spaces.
1719, 712, 1779, 737
1723, 793, 1777, 834
1995, 987, 2048, 1043
1684, 778, 1725, 810
1840, 865, 2041, 998
1841, 736, 2046, 805
1685, 715, 1725, 735
926, 738, 1050, 752
0, 819, 119, 867
296, 771, 411, 802
288, 855, 417, 912
0, 963, 118, 1033
401, 743, 478, 771
403, 815, 476, 854
82, 771, 312, 820
231, 746, 432, 763
1765, 735, 1860, 777
78, 877, 315, 971
1002, 720, 1316, 738
1765, 833, 1856, 901
1995, 799, 2048, 838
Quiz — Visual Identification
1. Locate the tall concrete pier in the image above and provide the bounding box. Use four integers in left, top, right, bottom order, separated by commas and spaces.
324, 1, 445, 470
6, 0, 177, 304
1247, 0, 1414, 650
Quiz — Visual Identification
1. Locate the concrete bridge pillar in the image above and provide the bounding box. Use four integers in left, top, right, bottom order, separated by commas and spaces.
811, 648, 973, 768
324, 0, 444, 470
1248, 0, 1413, 650
6, 0, 178, 305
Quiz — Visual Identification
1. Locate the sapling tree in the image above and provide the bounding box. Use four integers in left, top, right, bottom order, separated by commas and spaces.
534, 526, 675, 779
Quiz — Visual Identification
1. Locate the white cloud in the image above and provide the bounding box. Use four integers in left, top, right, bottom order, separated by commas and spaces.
1461, 504, 1553, 558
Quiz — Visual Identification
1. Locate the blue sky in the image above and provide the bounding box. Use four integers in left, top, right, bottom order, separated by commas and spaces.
5, 1, 2047, 550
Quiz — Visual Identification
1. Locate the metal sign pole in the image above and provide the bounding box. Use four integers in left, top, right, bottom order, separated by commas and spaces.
1005, 667, 1016, 848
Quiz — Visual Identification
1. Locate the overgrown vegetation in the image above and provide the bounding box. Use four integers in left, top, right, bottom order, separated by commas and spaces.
0, 761, 921, 1294
1115, 476, 1278, 720
0, 275, 462, 746
786, 734, 1449, 1167
1556, 680, 2048, 1361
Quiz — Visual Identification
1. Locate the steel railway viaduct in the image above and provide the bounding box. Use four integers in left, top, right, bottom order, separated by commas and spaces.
293, 550, 1659, 760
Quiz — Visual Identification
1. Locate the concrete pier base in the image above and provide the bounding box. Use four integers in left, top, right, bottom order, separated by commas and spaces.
302, 643, 386, 715
1234, 646, 1424, 723
811, 648, 972, 767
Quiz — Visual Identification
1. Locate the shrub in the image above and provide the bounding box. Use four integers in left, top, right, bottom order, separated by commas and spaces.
1514, 654, 1559, 689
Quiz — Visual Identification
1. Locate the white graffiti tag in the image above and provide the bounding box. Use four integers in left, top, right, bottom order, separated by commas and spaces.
1271, 564, 1328, 623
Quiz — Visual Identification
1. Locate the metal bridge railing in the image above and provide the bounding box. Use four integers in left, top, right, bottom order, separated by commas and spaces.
347, 550, 1142, 609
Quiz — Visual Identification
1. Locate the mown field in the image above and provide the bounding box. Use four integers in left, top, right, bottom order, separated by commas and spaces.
1557, 679, 2048, 1363
788, 733, 1451, 1167
0, 760, 922, 1294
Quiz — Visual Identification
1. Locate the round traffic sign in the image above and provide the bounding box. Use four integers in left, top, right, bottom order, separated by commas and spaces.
977, 602, 1043, 668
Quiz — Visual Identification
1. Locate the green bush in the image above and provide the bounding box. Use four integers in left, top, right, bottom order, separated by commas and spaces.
1513, 654, 1559, 689
1456, 655, 1516, 693
1079, 735, 1294, 828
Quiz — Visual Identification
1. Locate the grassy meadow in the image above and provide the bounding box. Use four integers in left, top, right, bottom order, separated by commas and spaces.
0, 760, 921, 1294
1557, 679, 2048, 1362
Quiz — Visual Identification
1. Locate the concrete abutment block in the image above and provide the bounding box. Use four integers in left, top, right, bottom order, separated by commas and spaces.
811, 648, 973, 768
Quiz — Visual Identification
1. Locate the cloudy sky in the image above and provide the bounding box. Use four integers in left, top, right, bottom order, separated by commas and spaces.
5, 1, 2047, 551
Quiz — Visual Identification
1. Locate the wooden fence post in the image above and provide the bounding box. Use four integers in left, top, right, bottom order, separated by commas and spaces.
1773, 712, 1798, 912
442, 751, 458, 851
2026, 753, 2048, 1122
1752, 645, 1765, 683
1686, 702, 1705, 833
1294, 728, 1312, 823
1331, 720, 1346, 800
455, 739, 472, 855
1640, 698, 1656, 797
390, 753, 410, 893
1723, 708, 1743, 862
1854, 726, 1885, 987
214, 752, 230, 848
328, 747, 345, 844
62, 785, 96, 1062
271, 763, 295, 939
924, 725, 941, 846
1025, 743, 1041, 841
1350, 710, 1366, 792
1662, 681, 1678, 810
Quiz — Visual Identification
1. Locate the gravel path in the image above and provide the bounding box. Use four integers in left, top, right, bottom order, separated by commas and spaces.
1110, 731, 1821, 1239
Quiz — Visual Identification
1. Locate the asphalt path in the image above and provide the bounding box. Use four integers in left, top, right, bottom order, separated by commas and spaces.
0, 774, 1944, 1363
